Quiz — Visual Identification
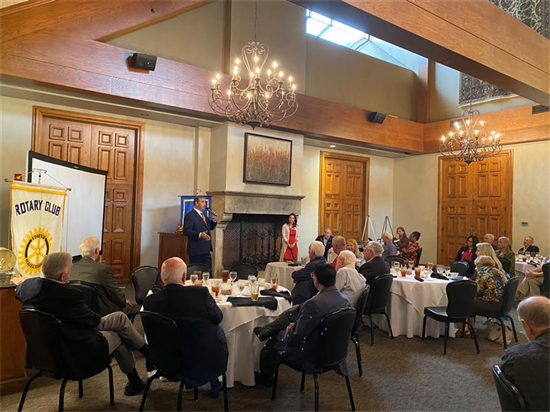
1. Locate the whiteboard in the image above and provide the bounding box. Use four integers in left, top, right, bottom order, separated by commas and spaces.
28, 151, 107, 256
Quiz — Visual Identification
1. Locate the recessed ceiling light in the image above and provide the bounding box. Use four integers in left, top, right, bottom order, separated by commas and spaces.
329, 144, 336, 148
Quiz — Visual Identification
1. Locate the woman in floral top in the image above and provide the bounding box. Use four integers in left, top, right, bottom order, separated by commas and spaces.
473, 255, 508, 313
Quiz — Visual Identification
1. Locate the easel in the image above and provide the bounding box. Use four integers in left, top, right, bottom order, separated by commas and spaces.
360, 215, 378, 245
380, 216, 394, 239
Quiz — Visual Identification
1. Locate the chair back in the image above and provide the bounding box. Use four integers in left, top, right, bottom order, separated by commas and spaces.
416, 248, 423, 265
450, 261, 469, 277
68, 280, 99, 313
445, 280, 477, 318
492, 365, 527, 411
186, 263, 211, 280
385, 255, 406, 266
139, 311, 183, 379
541, 263, 550, 292
351, 285, 370, 336
499, 258, 512, 275
498, 277, 519, 317
131, 265, 160, 304
318, 307, 356, 370
230, 263, 258, 280
364, 274, 393, 315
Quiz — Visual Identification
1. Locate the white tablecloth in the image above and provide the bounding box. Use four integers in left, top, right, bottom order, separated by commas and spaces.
514, 261, 537, 280
264, 262, 305, 291
380, 275, 457, 339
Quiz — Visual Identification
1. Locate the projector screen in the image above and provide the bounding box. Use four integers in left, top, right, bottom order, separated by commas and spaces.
28, 151, 107, 257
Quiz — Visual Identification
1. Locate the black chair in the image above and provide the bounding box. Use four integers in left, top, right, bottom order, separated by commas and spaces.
131, 265, 160, 305
18, 310, 114, 412
186, 263, 212, 280
363, 274, 394, 345
230, 263, 258, 280
416, 248, 423, 266
473, 277, 519, 349
67, 280, 99, 313
385, 255, 406, 266
451, 261, 470, 278
271, 307, 356, 412
541, 263, 550, 297
499, 258, 512, 275
138, 311, 228, 412
422, 280, 479, 355
492, 365, 527, 411
351, 286, 370, 377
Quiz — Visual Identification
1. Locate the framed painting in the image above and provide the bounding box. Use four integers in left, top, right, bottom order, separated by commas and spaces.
243, 133, 292, 186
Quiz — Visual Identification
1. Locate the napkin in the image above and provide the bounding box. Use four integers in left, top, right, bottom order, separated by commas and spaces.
431, 272, 449, 281
226, 296, 278, 310
414, 276, 424, 282
261, 289, 292, 302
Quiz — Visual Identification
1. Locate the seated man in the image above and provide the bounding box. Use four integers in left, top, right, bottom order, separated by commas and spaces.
16, 252, 153, 396
291, 241, 326, 305
516, 261, 548, 300
359, 241, 390, 286
278, 263, 351, 373
500, 296, 549, 412
518, 235, 540, 255
315, 228, 333, 259
335, 250, 367, 306
381, 231, 397, 261
143, 257, 228, 396
484, 233, 499, 251
71, 236, 140, 317
328, 235, 346, 268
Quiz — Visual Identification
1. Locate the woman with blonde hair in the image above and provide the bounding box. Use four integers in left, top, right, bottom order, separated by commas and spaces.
346, 238, 365, 268
496, 236, 515, 277
476, 242, 503, 271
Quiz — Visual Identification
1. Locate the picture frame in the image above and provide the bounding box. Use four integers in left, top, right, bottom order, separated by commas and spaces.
243, 133, 292, 186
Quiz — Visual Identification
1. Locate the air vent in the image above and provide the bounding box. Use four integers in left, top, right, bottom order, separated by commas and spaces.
532, 105, 550, 115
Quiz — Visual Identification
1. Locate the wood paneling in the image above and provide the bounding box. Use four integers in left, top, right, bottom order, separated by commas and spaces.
0, 287, 26, 394
320, 152, 370, 241
437, 151, 513, 264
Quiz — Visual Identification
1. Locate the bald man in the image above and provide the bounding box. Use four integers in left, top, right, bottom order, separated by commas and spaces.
143, 258, 228, 396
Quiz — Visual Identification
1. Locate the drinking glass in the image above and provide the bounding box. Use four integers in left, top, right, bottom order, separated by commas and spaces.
392, 262, 400, 270
408, 260, 415, 269
437, 265, 444, 275
211, 280, 221, 297
230, 271, 238, 284
250, 283, 259, 301
414, 268, 421, 277
530, 251, 537, 258
270, 275, 278, 291
427, 262, 434, 272
194, 270, 201, 279
190, 274, 198, 285
248, 275, 257, 284
221, 270, 229, 283
400, 267, 407, 277
202, 272, 210, 284
237, 280, 246, 296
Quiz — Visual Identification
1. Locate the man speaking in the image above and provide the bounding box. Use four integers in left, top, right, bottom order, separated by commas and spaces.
183, 196, 217, 266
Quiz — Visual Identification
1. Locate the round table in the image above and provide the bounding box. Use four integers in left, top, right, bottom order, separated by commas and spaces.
264, 262, 305, 291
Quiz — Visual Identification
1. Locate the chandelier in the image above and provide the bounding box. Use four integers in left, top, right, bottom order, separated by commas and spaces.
208, 3, 298, 128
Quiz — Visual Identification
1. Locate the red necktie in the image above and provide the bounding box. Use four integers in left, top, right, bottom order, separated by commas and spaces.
201, 213, 207, 226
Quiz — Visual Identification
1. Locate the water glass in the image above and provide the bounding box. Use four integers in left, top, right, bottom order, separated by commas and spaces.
250, 283, 259, 301
437, 265, 444, 275
190, 274, 198, 285
427, 262, 434, 271
237, 280, 246, 296
392, 262, 400, 270
270, 275, 278, 291
248, 275, 257, 284
230, 271, 238, 283
202, 272, 210, 284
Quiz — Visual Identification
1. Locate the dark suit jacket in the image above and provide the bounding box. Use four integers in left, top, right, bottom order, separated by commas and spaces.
315, 235, 333, 258
143, 284, 228, 386
71, 256, 126, 316
358, 256, 390, 286
15, 277, 109, 376
291, 256, 326, 305
183, 209, 217, 257
518, 245, 540, 254
500, 328, 549, 412
280, 285, 351, 374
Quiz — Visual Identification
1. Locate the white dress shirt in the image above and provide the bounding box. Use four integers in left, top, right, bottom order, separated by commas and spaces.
335, 264, 366, 306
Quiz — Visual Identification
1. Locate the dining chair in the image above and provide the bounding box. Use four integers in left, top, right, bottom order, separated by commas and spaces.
499, 258, 512, 276
450, 261, 469, 278
271, 307, 356, 412
541, 263, 549, 297
363, 274, 394, 346
492, 365, 527, 411
186, 263, 212, 280
230, 263, 258, 280
385, 255, 406, 266
131, 265, 160, 305
67, 280, 100, 313
472, 277, 519, 349
351, 286, 370, 376
422, 279, 479, 355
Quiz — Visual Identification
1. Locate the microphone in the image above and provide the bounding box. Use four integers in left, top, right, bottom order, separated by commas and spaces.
205, 206, 218, 218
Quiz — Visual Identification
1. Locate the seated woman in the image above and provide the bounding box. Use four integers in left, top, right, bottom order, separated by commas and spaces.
516, 256, 549, 299
476, 242, 504, 273
496, 236, 516, 278
346, 238, 364, 268
400, 231, 421, 266
393, 227, 409, 254
454, 235, 479, 275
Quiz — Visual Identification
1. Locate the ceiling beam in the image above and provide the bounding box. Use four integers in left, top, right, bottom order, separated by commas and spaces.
289, 0, 550, 105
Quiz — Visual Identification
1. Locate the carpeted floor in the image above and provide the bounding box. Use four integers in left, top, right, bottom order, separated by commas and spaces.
1, 286, 522, 412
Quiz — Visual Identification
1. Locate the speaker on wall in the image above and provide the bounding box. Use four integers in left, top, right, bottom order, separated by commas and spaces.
368, 111, 386, 124
131, 53, 157, 71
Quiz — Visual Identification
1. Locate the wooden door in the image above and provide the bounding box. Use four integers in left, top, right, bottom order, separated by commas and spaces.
320, 152, 369, 241
437, 151, 513, 264
33, 107, 144, 282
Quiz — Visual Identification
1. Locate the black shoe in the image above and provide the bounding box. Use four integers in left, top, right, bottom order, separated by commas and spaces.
209, 380, 221, 399
254, 326, 275, 341
146, 360, 156, 373
124, 380, 145, 396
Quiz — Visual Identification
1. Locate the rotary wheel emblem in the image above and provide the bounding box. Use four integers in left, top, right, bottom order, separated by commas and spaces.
18, 228, 53, 276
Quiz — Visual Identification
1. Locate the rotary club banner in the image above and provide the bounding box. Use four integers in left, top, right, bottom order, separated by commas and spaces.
10, 181, 67, 277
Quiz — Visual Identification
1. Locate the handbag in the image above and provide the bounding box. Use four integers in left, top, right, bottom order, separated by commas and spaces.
486, 320, 512, 345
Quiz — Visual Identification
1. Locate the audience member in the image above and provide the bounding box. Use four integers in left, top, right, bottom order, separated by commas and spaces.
16, 252, 153, 396
381, 231, 397, 261
143, 257, 228, 396
328, 235, 346, 268
454, 235, 478, 274
346, 238, 365, 267
500, 296, 549, 412
281, 213, 299, 262
335, 250, 367, 306
476, 242, 504, 272
473, 255, 508, 313
484, 233, 499, 251
315, 228, 333, 259
359, 241, 390, 286
393, 227, 409, 252
291, 241, 326, 305
71, 236, 140, 317
401, 231, 421, 265
518, 236, 540, 255
496, 236, 516, 278
516, 257, 549, 300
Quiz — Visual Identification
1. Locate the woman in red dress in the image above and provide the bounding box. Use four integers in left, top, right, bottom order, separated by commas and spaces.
281, 213, 299, 261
